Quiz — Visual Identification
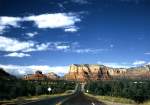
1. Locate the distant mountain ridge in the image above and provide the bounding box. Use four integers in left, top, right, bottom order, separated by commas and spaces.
0, 68, 16, 80
1, 64, 150, 81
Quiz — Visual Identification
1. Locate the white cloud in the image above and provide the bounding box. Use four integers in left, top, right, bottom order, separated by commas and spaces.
71, 0, 88, 4
48, 42, 71, 51
23, 42, 71, 52
58, 3, 65, 10
97, 61, 130, 68
28, 65, 69, 74
23, 43, 50, 52
0, 36, 81, 54
35, 43, 50, 51
23, 13, 81, 32
26, 32, 38, 37
0, 16, 21, 27
0, 16, 21, 34
0, 64, 33, 76
73, 48, 106, 53
110, 44, 114, 48
0, 36, 34, 52
0, 36, 50, 53
0, 13, 81, 33
49, 42, 99, 52
0, 26, 6, 34
144, 52, 150, 55
5, 52, 30, 58
0, 64, 68, 76
133, 60, 146, 66
0, 36, 106, 55
64, 26, 78, 32
56, 45, 70, 50
120, 0, 140, 3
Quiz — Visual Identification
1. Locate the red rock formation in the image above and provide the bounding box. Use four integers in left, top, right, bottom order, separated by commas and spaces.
126, 65, 150, 79
64, 64, 111, 81
64, 64, 150, 81
46, 72, 60, 80
108, 68, 127, 79
23, 71, 60, 80
23, 64, 150, 81
23, 71, 47, 80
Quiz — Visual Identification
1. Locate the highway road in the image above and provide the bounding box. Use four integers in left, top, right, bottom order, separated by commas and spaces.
21, 94, 73, 105
21, 83, 105, 105
62, 92, 106, 105
22, 93, 105, 105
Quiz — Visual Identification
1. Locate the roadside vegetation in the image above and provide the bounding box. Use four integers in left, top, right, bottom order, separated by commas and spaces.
0, 93, 71, 105
142, 101, 150, 105
86, 95, 150, 105
85, 79, 150, 103
86, 93, 136, 105
0, 78, 75, 101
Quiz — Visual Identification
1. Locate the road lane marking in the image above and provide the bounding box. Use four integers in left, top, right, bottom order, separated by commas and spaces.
91, 102, 95, 105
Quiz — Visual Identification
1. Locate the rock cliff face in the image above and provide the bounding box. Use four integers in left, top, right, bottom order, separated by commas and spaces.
64, 64, 150, 81
23, 71, 60, 80
46, 72, 60, 80
108, 68, 126, 76
64, 64, 111, 81
23, 71, 47, 80
23, 64, 150, 81
126, 65, 150, 79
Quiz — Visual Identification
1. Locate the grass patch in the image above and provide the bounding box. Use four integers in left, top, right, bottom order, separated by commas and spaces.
85, 93, 136, 105
0, 93, 70, 105
141, 101, 150, 105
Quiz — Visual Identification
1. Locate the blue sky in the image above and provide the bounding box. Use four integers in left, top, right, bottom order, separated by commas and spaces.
0, 0, 149, 76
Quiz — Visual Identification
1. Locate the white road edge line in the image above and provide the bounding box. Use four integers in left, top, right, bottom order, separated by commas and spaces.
91, 102, 95, 105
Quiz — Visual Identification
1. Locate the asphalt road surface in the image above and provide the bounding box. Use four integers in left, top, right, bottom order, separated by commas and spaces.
21, 93, 105, 105
21, 94, 73, 105
62, 92, 106, 105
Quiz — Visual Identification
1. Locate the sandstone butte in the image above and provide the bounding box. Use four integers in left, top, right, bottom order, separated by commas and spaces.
64, 64, 150, 81
22, 64, 150, 81
23, 71, 60, 81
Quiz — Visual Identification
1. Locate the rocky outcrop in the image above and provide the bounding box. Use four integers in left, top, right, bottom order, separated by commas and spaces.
23, 71, 47, 80
23, 71, 60, 80
64, 64, 150, 81
108, 68, 127, 76
46, 72, 60, 80
23, 64, 150, 81
64, 64, 111, 81
126, 65, 150, 79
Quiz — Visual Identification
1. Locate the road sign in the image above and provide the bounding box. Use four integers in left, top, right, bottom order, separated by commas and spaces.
48, 87, 52, 92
